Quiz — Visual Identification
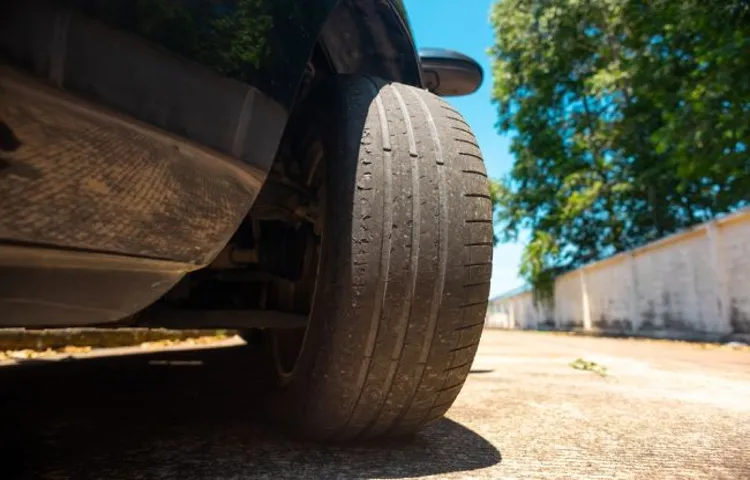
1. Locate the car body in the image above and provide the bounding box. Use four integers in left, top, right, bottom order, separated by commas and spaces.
0, 0, 481, 328
1, 0, 493, 440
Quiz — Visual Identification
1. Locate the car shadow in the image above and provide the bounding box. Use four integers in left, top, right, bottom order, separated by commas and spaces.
0, 345, 501, 480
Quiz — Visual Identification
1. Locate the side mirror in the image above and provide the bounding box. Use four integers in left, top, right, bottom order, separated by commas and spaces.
419, 48, 484, 97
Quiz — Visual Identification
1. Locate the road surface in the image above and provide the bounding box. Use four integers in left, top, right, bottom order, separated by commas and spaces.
2, 330, 749, 479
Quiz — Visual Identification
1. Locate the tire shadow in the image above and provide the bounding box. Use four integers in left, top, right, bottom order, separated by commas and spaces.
0, 345, 501, 479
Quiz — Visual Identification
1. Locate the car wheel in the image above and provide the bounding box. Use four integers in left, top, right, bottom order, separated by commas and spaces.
267, 75, 492, 441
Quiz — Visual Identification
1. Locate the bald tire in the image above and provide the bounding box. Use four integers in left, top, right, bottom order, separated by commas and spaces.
271, 75, 492, 441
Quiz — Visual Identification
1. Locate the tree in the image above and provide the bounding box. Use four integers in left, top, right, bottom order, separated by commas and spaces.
489, 0, 750, 295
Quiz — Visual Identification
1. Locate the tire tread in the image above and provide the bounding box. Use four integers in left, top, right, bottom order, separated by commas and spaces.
281, 75, 492, 440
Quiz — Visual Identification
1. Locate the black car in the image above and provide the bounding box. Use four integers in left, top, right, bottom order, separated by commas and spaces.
0, 0, 492, 440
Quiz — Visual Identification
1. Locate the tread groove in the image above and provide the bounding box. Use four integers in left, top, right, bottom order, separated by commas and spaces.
394, 85, 419, 158
393, 83, 421, 363
363, 84, 421, 435
461, 300, 489, 308
450, 343, 480, 353
455, 320, 486, 331
415, 92, 447, 365
461, 169, 488, 177
451, 125, 474, 135
438, 382, 465, 392
459, 151, 484, 161
464, 193, 492, 199
445, 361, 473, 372
454, 137, 481, 148
446, 115, 469, 125
440, 104, 461, 115
341, 84, 393, 434
382, 86, 448, 435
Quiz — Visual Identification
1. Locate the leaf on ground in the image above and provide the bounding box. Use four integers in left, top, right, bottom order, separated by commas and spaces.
570, 357, 608, 377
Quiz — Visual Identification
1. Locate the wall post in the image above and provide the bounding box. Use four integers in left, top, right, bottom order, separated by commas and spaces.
627, 253, 640, 331
579, 269, 592, 331
706, 223, 732, 333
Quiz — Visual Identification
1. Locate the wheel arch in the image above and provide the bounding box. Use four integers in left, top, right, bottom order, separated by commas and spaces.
318, 0, 423, 88
289, 0, 423, 116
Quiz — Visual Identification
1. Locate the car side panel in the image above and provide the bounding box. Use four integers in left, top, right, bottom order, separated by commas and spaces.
0, 0, 421, 327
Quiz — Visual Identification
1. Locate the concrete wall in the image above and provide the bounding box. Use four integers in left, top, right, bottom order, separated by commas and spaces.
487, 208, 750, 340
486, 290, 553, 330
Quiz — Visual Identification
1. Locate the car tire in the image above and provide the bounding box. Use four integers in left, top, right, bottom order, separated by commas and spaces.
268, 75, 492, 441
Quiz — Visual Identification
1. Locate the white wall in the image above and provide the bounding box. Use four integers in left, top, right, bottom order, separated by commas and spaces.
487, 208, 750, 339
486, 291, 552, 330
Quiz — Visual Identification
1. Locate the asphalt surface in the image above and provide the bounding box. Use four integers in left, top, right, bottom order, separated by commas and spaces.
2, 330, 749, 480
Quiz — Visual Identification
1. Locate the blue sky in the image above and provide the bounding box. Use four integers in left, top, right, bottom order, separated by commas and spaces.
405, 0, 525, 297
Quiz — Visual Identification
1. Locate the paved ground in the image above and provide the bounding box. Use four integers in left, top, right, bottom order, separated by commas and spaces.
2, 330, 749, 480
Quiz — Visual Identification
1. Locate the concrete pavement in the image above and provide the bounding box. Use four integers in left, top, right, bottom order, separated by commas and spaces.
1, 330, 748, 479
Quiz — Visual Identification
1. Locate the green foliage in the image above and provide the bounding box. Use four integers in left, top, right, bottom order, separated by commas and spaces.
490, 0, 750, 294
488, 178, 504, 245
